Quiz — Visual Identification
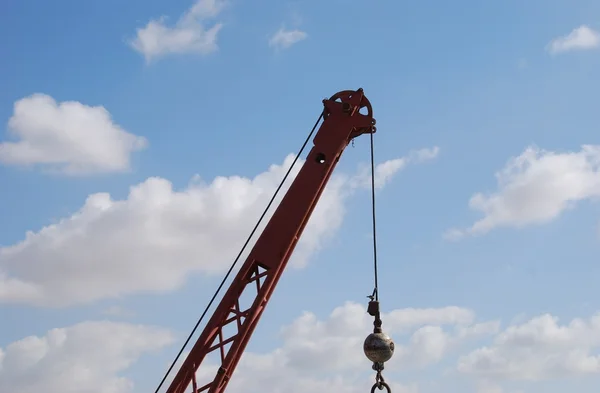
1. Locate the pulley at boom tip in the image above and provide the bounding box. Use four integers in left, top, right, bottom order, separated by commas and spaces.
321, 88, 377, 138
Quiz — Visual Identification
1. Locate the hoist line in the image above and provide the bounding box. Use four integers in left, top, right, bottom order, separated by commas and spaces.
369, 132, 380, 302
153, 112, 324, 393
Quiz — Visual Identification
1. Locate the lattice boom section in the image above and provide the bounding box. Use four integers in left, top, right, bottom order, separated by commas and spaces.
191, 262, 270, 393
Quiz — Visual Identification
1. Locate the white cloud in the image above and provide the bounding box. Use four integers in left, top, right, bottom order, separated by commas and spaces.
0, 149, 436, 307
445, 145, 600, 239
0, 94, 147, 175
130, 0, 226, 61
0, 321, 173, 393
268, 27, 307, 50
547, 25, 600, 55
442, 228, 466, 241
352, 146, 439, 189
458, 312, 600, 381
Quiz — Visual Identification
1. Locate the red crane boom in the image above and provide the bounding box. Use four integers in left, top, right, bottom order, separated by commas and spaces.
164, 88, 377, 393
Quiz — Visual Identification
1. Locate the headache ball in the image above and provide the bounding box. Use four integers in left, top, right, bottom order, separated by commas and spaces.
363, 332, 395, 363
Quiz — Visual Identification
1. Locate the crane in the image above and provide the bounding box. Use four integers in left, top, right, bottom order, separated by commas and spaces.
154, 88, 395, 393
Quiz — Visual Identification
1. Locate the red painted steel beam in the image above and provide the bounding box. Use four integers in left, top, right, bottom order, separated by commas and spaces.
165, 89, 376, 393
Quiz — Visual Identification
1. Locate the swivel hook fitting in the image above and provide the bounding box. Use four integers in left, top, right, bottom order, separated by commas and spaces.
370, 369, 391, 393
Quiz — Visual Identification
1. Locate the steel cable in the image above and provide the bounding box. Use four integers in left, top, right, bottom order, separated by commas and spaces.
369, 132, 380, 301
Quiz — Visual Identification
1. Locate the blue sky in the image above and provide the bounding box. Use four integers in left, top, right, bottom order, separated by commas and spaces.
1, 0, 600, 392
